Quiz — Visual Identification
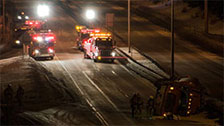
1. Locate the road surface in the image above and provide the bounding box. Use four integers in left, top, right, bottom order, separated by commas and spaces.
3, 0, 220, 125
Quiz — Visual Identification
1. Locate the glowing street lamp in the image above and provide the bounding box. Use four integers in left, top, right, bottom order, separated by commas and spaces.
85, 9, 95, 20
37, 5, 49, 17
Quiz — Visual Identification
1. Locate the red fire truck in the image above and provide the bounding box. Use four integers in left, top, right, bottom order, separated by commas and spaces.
76, 28, 100, 51
29, 31, 56, 60
84, 33, 116, 62
154, 76, 202, 117
25, 20, 45, 30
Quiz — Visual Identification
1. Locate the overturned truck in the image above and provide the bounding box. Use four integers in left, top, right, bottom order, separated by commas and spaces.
154, 76, 203, 117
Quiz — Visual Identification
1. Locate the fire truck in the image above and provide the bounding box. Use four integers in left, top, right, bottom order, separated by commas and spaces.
29, 31, 56, 60
76, 28, 100, 51
154, 76, 202, 117
84, 33, 116, 62
24, 20, 45, 30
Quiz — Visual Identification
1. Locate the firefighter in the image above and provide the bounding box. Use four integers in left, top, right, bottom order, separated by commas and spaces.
3, 84, 14, 124
130, 93, 138, 118
146, 96, 154, 120
16, 85, 24, 107
136, 93, 143, 118
4, 84, 14, 105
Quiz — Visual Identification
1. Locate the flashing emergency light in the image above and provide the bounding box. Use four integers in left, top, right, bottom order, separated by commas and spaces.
81, 29, 100, 34
37, 36, 43, 42
76, 25, 86, 32
45, 36, 55, 41
90, 33, 111, 38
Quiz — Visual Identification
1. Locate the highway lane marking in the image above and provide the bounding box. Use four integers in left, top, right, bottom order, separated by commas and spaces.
54, 55, 109, 126
82, 71, 120, 112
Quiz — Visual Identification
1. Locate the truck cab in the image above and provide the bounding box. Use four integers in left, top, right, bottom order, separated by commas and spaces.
84, 33, 116, 63
29, 31, 56, 60
76, 28, 100, 51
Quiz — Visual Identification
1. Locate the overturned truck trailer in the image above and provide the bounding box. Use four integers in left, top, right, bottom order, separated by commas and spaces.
154, 76, 203, 117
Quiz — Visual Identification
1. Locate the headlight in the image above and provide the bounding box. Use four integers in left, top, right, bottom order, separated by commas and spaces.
37, 37, 43, 42
111, 52, 116, 57
48, 48, 54, 53
25, 16, 29, 19
17, 16, 22, 20
95, 52, 98, 56
34, 49, 40, 54
15, 40, 20, 44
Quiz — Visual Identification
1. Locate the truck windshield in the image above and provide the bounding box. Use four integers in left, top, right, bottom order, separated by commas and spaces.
96, 40, 113, 47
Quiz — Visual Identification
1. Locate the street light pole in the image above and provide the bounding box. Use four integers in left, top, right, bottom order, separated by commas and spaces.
204, 0, 208, 33
2, 0, 5, 40
171, 0, 175, 79
128, 0, 131, 53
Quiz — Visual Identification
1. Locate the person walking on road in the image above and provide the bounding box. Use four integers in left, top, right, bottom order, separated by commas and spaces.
16, 85, 24, 107
3, 84, 14, 124
130, 93, 138, 118
136, 93, 143, 118
4, 84, 14, 105
146, 96, 154, 120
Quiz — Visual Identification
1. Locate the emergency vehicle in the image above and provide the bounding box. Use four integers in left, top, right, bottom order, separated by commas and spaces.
76, 28, 100, 51
29, 31, 56, 60
24, 20, 45, 30
154, 76, 202, 117
13, 29, 36, 47
84, 33, 116, 62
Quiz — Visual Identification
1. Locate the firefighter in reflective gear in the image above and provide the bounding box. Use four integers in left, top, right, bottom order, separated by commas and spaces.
16, 85, 24, 107
4, 84, 14, 105
136, 93, 143, 117
130, 93, 138, 118
146, 96, 154, 120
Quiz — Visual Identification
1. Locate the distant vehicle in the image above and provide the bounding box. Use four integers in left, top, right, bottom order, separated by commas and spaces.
16, 11, 29, 22
29, 31, 56, 60
13, 29, 26, 47
154, 76, 202, 117
84, 33, 116, 63
76, 28, 100, 51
